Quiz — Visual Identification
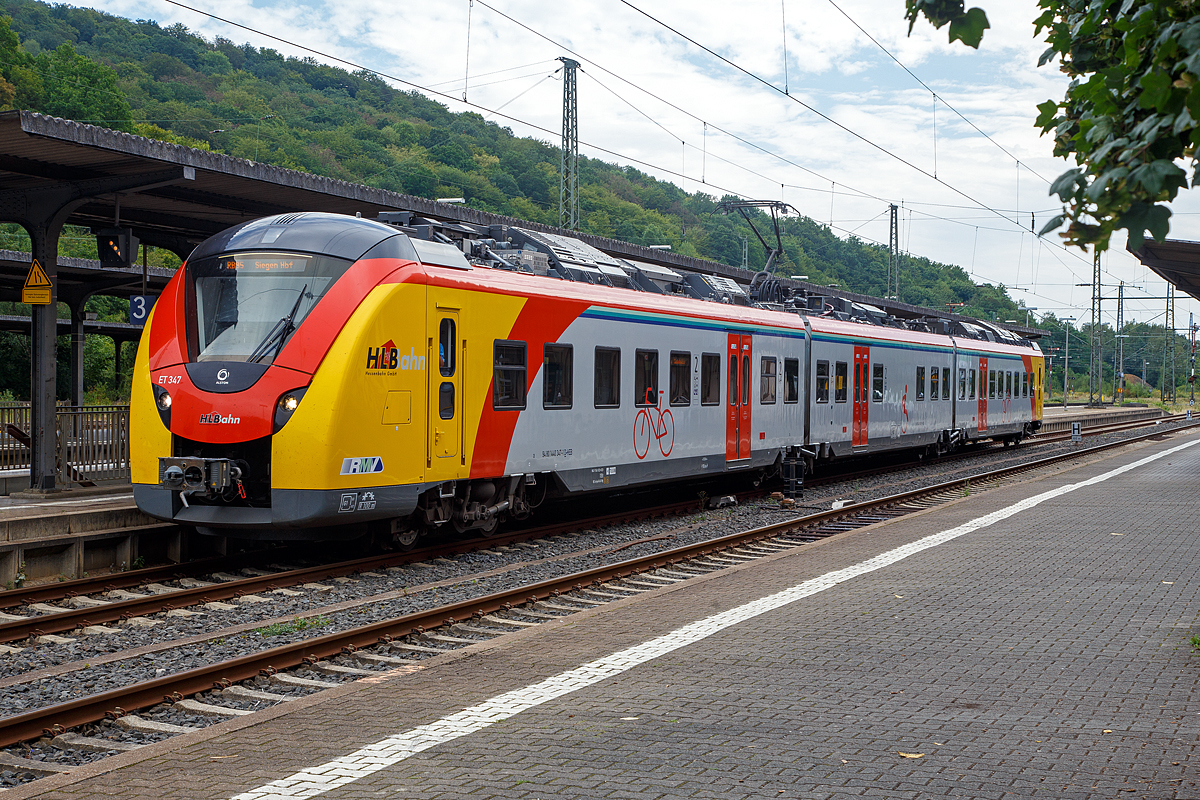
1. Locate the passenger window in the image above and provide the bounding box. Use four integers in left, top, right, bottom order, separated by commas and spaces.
492, 340, 527, 409
701, 353, 720, 405
942, 367, 951, 400
959, 368, 967, 400
439, 318, 455, 377
1006, 371, 1013, 398
916, 366, 925, 400
635, 350, 659, 406
835, 361, 847, 402
989, 370, 996, 399
669, 351, 690, 406
929, 366, 939, 401
872, 363, 884, 402
815, 360, 829, 404
969, 368, 976, 400
760, 357, 777, 404
785, 358, 800, 403
594, 347, 620, 408
543, 344, 572, 409
1022, 372, 1029, 397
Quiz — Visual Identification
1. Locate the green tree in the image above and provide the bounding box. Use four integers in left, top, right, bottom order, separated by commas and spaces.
910, 1, 1199, 253
1033, 0, 1196, 252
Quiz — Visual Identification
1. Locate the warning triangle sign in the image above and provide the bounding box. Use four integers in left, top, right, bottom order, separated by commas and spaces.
24, 259, 52, 289
22, 259, 52, 305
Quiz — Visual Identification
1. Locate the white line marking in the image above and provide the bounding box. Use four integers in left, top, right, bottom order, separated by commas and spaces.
232, 437, 1199, 800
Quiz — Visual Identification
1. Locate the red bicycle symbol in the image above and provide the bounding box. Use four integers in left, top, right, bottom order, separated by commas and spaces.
634, 388, 674, 459
901, 384, 908, 434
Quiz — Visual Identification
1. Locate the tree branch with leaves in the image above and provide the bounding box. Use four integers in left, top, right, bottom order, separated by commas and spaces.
1033, 0, 1195, 252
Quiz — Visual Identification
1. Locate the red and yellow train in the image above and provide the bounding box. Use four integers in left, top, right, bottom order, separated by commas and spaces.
132, 212, 1043, 542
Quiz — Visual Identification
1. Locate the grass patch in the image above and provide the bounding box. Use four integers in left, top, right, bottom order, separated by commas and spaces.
256, 615, 331, 637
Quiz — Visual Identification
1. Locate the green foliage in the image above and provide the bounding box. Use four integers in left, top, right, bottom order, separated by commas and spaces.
1033, 1, 1199, 251
905, 0, 990, 48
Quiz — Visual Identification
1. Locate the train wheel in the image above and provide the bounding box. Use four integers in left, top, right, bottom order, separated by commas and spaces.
393, 528, 420, 551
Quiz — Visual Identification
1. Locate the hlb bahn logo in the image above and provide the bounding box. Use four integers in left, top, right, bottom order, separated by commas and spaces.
199, 413, 240, 424
366, 339, 425, 374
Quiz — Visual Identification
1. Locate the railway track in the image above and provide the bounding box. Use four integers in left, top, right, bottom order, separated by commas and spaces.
1, 416, 1195, 779
3, 411, 1180, 639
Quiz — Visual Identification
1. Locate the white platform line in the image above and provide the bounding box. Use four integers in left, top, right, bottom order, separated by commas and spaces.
231, 437, 1199, 800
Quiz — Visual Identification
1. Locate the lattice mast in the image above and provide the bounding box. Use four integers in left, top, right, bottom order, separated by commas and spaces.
887, 204, 899, 299
1163, 284, 1176, 402
1088, 248, 1102, 406
558, 57, 580, 230
1114, 282, 1124, 404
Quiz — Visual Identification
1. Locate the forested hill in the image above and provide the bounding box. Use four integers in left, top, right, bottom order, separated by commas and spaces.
0, 0, 1023, 321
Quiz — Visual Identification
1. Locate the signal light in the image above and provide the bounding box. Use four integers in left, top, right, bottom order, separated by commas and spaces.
95, 228, 139, 267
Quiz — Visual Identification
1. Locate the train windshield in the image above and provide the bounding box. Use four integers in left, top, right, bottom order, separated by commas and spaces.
189, 251, 353, 363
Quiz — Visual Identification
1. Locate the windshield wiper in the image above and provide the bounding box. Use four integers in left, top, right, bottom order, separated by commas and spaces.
247, 284, 309, 364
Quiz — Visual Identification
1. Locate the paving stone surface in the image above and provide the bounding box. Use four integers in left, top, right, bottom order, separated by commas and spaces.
22, 430, 1200, 800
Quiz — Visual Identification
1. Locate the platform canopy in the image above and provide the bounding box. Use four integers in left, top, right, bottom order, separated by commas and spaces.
1130, 239, 1200, 304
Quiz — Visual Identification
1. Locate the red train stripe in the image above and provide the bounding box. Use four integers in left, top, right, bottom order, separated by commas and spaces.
470, 296, 590, 478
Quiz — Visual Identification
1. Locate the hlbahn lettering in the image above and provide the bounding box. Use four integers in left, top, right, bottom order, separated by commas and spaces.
366, 339, 425, 372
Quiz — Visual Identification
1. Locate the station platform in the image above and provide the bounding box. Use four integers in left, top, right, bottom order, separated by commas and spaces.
15, 427, 1200, 800
1039, 403, 1167, 432
0, 489, 172, 586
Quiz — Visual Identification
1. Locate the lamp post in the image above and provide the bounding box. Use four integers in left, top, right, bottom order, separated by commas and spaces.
1024, 307, 1038, 327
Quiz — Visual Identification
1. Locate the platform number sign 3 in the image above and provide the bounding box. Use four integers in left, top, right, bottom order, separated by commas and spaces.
130, 295, 157, 326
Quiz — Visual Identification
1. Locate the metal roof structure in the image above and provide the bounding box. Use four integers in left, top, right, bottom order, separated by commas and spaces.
1131, 239, 1200, 303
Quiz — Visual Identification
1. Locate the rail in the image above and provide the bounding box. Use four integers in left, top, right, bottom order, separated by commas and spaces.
0, 403, 130, 486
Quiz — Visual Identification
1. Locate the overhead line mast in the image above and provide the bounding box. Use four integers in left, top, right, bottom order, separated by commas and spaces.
558, 57, 580, 230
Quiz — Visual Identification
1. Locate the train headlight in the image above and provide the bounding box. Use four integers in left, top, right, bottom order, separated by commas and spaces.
151, 384, 172, 429
274, 386, 309, 433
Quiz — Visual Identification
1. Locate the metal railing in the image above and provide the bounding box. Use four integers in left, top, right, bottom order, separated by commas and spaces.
0, 403, 130, 485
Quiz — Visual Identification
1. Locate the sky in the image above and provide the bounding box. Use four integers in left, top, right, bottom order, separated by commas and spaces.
80, 0, 1200, 345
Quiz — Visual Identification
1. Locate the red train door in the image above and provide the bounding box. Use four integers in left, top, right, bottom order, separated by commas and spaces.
977, 356, 988, 432
726, 332, 752, 462
852, 346, 869, 446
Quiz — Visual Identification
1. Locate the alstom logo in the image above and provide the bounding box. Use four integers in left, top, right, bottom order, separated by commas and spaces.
366, 339, 424, 371
199, 413, 240, 424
